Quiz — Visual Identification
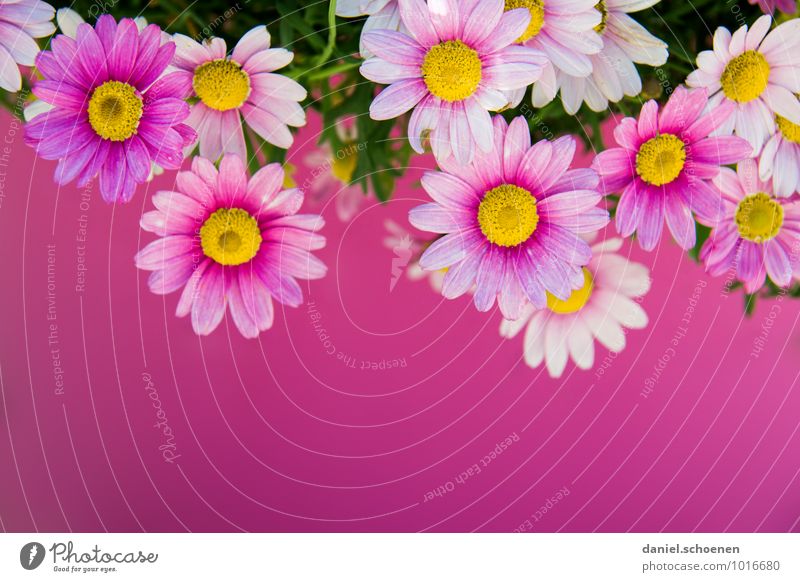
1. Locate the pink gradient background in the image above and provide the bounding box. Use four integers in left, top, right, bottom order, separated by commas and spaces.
1, 110, 799, 533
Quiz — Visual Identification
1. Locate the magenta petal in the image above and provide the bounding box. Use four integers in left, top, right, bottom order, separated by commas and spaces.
136, 42, 176, 90
536, 223, 592, 265
683, 99, 736, 143
515, 250, 547, 308
615, 180, 641, 238
256, 258, 303, 307
99, 142, 126, 202
75, 24, 108, 85
497, 260, 526, 321
369, 79, 427, 121
135, 235, 194, 270
125, 136, 151, 183
538, 136, 576, 192
664, 193, 696, 250
592, 148, 635, 194
191, 264, 226, 335
691, 136, 752, 165
361, 30, 426, 65
128, 24, 162, 86
95, 14, 117, 52
764, 241, 791, 286
238, 267, 275, 332
659, 86, 707, 135
637, 185, 666, 251
227, 273, 259, 339
421, 171, 479, 209
473, 245, 504, 311
399, 0, 440, 46
108, 19, 138, 81
502, 116, 532, 181
637, 100, 659, 140
419, 228, 481, 270
409, 203, 473, 233
441, 248, 483, 299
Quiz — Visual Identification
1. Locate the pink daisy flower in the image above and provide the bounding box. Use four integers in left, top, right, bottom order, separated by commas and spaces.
24, 15, 196, 203
701, 158, 800, 294
359, 0, 547, 165
0, 0, 55, 92
170, 25, 307, 161
500, 237, 650, 378
592, 86, 752, 251
135, 154, 327, 338
408, 115, 610, 320
759, 99, 800, 198
748, 0, 796, 15
686, 15, 800, 155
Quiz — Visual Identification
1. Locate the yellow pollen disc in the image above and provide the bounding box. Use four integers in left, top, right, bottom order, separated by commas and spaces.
332, 152, 357, 184
283, 163, 297, 188
421, 40, 482, 102
635, 134, 686, 186
734, 192, 783, 243
193, 59, 251, 111
546, 268, 594, 314
200, 208, 262, 266
594, 1, 608, 34
505, 0, 545, 43
720, 50, 770, 103
477, 184, 539, 247
776, 115, 800, 144
87, 81, 143, 142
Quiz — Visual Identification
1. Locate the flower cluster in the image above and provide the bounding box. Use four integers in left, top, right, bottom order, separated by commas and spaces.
2, 0, 799, 369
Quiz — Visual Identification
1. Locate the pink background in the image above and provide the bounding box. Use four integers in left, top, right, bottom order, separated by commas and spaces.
1, 110, 799, 533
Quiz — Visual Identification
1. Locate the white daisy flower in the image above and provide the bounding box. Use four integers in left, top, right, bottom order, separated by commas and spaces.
557, 0, 668, 114
759, 95, 800, 197
503, 0, 604, 110
500, 237, 651, 378
686, 15, 800, 156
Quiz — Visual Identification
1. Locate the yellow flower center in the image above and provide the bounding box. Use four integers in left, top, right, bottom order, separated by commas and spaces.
477, 184, 539, 247
776, 115, 800, 144
734, 192, 783, 243
200, 208, 262, 266
421, 40, 482, 102
193, 59, 251, 111
505, 0, 545, 43
332, 152, 357, 184
720, 50, 770, 103
635, 134, 686, 186
547, 268, 594, 314
283, 163, 297, 188
87, 80, 143, 141
594, 1, 608, 34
